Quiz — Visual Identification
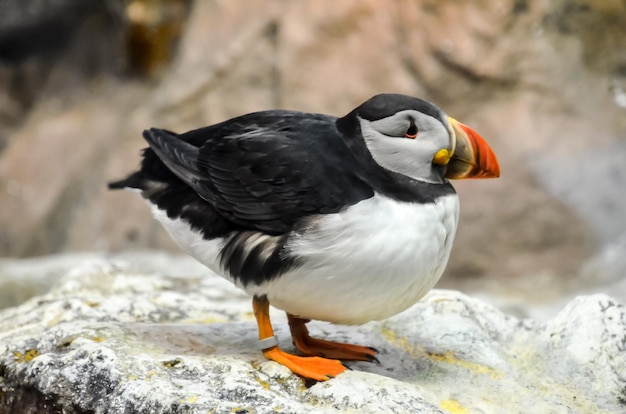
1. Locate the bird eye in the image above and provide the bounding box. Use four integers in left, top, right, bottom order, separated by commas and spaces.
405, 122, 418, 139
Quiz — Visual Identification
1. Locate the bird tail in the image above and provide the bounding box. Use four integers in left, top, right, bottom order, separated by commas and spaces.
141, 128, 203, 187
107, 172, 144, 190
108, 128, 194, 192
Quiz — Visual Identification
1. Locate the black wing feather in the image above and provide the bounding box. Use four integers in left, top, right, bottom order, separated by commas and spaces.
142, 129, 204, 186
143, 112, 374, 234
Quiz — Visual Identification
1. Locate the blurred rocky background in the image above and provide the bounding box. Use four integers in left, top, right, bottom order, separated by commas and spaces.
0, 0, 625, 312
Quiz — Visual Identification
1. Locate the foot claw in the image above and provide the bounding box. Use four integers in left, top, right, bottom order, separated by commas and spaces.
369, 355, 381, 364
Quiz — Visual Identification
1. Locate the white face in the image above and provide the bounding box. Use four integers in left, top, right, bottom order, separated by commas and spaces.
358, 109, 453, 183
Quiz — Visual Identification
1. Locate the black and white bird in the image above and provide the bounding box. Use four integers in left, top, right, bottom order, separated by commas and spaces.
109, 93, 499, 381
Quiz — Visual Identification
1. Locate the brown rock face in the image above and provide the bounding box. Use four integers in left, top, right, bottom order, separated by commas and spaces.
2, 0, 625, 286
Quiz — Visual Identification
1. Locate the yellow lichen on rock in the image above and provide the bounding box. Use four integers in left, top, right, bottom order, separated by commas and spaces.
383, 327, 501, 378
13, 348, 39, 363
440, 399, 469, 414
381, 326, 420, 357
426, 351, 502, 379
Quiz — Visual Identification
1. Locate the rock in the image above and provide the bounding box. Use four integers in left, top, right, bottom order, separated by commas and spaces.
0, 0, 128, 146
0, 0, 190, 147
1, 254, 625, 413
0, 253, 95, 310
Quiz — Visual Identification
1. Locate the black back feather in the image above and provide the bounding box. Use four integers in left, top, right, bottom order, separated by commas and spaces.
142, 112, 375, 235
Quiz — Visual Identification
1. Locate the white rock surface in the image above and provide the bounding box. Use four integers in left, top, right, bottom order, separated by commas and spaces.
1, 254, 625, 413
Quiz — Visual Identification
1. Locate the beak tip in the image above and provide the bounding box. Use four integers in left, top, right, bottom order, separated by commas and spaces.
446, 118, 500, 180
482, 157, 500, 178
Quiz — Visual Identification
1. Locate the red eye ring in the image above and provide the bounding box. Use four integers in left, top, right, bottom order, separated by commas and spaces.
405, 122, 418, 139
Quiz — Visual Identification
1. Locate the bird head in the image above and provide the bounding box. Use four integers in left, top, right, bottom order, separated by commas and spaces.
338, 94, 500, 183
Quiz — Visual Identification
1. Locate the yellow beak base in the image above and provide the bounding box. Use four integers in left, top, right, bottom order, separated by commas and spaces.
432, 149, 451, 166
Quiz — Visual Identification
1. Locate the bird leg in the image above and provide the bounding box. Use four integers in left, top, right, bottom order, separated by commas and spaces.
252, 296, 346, 381
287, 314, 378, 362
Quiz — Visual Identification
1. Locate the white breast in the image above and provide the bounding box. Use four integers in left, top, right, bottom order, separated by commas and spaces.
149, 193, 459, 325
248, 193, 460, 324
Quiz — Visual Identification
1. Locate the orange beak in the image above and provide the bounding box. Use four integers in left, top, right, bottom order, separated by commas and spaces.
444, 118, 500, 179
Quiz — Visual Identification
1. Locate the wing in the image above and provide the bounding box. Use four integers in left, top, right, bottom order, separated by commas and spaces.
143, 111, 374, 234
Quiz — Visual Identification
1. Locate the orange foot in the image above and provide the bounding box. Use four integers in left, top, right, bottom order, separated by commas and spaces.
253, 296, 348, 381
288, 314, 378, 362
263, 346, 346, 381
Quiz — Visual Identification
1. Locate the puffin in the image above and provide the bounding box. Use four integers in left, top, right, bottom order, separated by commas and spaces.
109, 93, 500, 381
